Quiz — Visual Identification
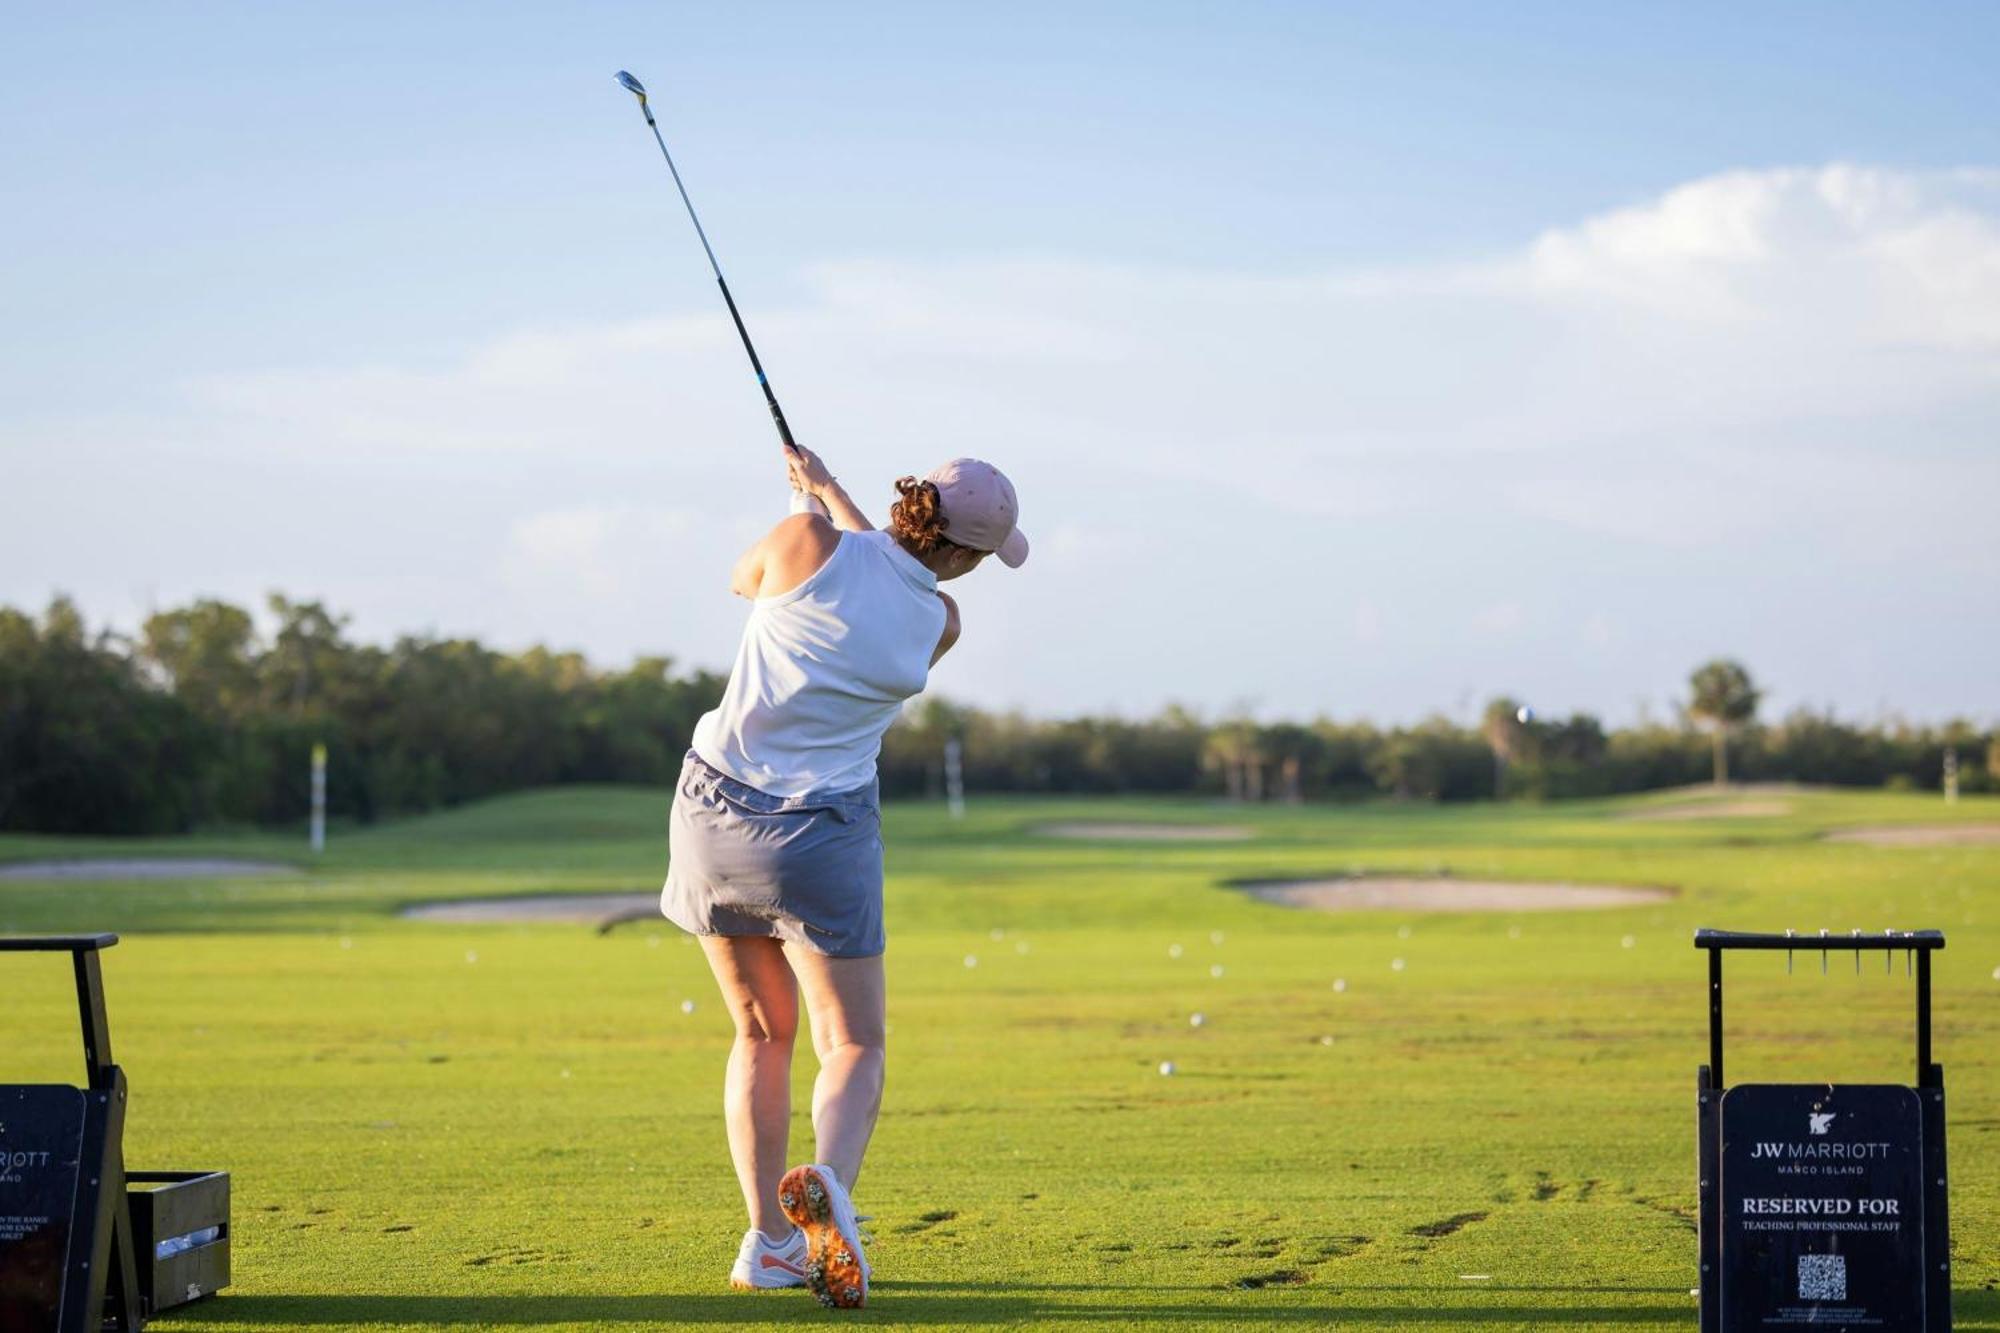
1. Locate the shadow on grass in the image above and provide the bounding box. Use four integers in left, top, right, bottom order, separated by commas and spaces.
183, 1285, 2000, 1327
185, 1286, 1704, 1328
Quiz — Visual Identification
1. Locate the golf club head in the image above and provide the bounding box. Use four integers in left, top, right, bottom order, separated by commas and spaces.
615, 70, 648, 99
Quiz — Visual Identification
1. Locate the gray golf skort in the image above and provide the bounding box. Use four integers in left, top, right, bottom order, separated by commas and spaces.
660, 749, 885, 958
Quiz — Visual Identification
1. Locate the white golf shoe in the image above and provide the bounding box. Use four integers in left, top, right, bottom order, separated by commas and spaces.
728, 1226, 808, 1291
778, 1162, 871, 1308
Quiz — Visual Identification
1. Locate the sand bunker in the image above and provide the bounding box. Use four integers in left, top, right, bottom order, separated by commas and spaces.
0, 858, 301, 881
401, 892, 656, 924
1238, 876, 1671, 913
1031, 821, 1253, 842
1823, 824, 2000, 847
1620, 799, 1792, 821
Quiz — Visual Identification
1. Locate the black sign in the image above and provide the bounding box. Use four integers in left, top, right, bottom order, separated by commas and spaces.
1721, 1084, 1925, 1330
0, 1086, 88, 1332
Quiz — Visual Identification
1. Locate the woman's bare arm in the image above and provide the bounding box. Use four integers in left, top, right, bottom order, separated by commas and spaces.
930, 591, 962, 665
810, 478, 875, 534
730, 513, 841, 600
727, 540, 767, 599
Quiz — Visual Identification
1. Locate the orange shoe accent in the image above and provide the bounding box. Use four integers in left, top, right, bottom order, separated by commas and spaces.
778, 1164, 868, 1309
728, 1250, 805, 1291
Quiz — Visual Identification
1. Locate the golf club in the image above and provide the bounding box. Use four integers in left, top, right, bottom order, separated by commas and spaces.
614, 69, 826, 516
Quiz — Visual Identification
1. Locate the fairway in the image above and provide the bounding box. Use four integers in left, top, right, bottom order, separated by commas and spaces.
3, 787, 1997, 1331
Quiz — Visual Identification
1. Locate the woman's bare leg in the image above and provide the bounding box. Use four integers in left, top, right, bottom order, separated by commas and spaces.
783, 946, 886, 1191
699, 936, 800, 1235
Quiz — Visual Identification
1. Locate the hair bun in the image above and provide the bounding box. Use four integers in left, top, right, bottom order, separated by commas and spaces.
890, 476, 954, 555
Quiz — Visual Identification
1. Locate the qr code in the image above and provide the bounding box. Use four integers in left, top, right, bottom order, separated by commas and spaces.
1798, 1253, 1848, 1301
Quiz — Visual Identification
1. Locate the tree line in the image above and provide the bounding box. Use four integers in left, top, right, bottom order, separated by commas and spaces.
1, 596, 722, 834
880, 681, 1994, 804
1, 596, 1991, 834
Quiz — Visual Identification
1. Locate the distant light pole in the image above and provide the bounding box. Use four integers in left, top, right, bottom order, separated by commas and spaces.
1943, 745, 1959, 805
310, 743, 328, 853
944, 737, 966, 821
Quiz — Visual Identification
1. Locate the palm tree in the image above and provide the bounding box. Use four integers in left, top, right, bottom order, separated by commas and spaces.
1203, 721, 1263, 801
1687, 660, 1760, 787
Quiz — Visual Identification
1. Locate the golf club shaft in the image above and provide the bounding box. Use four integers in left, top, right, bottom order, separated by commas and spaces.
631, 98, 800, 459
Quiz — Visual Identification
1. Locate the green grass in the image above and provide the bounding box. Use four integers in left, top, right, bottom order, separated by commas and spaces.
2, 785, 1997, 1330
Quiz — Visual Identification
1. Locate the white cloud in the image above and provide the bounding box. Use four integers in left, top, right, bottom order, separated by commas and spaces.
505, 504, 688, 599
7, 164, 1999, 721
1518, 166, 2000, 348
171, 165, 2000, 490
1472, 601, 1525, 636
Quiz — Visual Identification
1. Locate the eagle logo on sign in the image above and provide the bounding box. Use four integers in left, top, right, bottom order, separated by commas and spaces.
1808, 1112, 1836, 1136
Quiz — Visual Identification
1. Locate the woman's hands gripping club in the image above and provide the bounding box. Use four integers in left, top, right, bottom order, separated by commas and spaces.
785, 443, 872, 533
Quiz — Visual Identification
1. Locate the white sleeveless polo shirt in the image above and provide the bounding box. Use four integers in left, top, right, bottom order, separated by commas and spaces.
691, 529, 948, 798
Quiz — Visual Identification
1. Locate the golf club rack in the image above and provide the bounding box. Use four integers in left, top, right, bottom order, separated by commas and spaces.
1694, 927, 1950, 1331
1, 934, 230, 1331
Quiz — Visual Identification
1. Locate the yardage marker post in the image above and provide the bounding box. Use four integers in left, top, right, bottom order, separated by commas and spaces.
944, 738, 966, 821
309, 743, 326, 855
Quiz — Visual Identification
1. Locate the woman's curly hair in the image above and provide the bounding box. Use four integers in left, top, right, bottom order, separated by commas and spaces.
888, 476, 965, 556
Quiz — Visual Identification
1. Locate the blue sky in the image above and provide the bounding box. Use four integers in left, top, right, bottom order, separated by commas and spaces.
5, 3, 1998, 724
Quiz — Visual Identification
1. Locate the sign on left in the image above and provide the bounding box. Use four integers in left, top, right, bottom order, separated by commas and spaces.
0, 1086, 90, 1330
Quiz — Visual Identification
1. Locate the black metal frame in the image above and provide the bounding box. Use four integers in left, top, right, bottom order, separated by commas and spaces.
1693, 928, 1951, 1332
0, 934, 145, 1331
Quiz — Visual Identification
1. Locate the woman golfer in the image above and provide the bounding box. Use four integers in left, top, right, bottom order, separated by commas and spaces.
661, 446, 1027, 1308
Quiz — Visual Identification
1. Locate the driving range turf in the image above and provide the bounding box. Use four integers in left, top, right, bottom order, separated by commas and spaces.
2, 786, 1996, 1330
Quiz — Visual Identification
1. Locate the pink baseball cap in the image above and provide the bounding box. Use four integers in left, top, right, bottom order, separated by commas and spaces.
926, 458, 1028, 568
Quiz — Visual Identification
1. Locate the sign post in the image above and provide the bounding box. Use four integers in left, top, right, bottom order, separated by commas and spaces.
1694, 928, 1951, 1331
309, 743, 327, 854
943, 737, 966, 822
